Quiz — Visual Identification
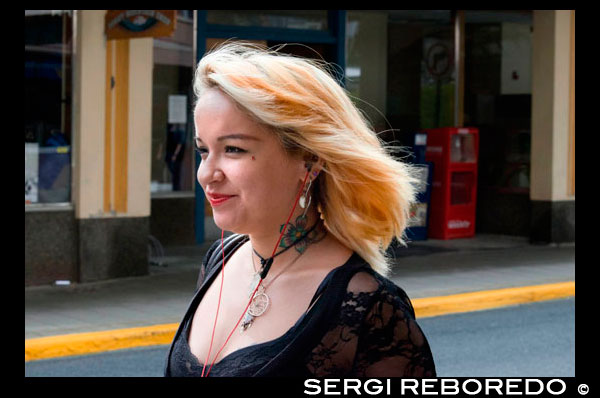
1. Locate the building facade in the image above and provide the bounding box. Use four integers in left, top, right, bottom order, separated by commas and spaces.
25, 10, 575, 286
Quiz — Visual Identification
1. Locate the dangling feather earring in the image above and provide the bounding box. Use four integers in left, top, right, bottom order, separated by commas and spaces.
299, 177, 313, 212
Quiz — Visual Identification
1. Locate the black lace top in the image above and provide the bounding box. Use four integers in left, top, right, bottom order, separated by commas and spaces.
164, 234, 436, 377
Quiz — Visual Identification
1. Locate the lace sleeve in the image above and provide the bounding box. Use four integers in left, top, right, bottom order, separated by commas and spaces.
352, 282, 436, 377
306, 271, 436, 377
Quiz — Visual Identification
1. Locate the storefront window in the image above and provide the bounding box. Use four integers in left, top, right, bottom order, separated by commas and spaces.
25, 10, 73, 205
207, 10, 328, 30
347, 10, 455, 145
386, 10, 455, 132
346, 11, 389, 133
151, 11, 195, 194
463, 10, 533, 193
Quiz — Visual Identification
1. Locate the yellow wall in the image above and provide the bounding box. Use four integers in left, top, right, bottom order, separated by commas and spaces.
73, 10, 152, 219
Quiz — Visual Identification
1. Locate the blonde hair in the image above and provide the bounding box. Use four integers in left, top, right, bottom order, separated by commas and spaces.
194, 42, 418, 276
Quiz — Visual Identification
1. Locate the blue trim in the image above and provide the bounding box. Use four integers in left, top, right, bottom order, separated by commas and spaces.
194, 10, 207, 245
196, 11, 207, 58
328, 10, 346, 87
206, 24, 337, 44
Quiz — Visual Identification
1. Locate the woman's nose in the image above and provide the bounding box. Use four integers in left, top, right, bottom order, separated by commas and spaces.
197, 156, 225, 186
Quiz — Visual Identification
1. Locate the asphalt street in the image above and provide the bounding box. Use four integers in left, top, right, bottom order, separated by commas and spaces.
421, 297, 575, 377
25, 297, 575, 377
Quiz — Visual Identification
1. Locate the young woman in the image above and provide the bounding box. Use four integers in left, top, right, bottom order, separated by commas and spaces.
164, 43, 436, 377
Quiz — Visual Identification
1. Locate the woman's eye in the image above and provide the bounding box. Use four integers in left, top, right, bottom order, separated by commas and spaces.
225, 146, 246, 154
194, 146, 208, 155
194, 146, 246, 156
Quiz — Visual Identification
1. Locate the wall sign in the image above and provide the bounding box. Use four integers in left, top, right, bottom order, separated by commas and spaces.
425, 40, 453, 80
168, 95, 188, 124
105, 10, 176, 40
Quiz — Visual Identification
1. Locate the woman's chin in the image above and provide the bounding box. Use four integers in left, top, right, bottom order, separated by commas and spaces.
212, 215, 244, 235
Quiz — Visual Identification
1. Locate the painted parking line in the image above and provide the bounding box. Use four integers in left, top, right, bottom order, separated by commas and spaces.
25, 281, 574, 362
414, 281, 575, 318
25, 323, 178, 362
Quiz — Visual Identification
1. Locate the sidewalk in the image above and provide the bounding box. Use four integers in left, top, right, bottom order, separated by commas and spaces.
25, 234, 575, 361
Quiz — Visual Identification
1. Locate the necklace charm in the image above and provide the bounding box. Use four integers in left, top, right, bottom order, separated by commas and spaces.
248, 287, 269, 317
241, 285, 270, 332
241, 311, 254, 331
242, 236, 309, 332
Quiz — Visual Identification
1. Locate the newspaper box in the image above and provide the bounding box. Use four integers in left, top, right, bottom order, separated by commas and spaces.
424, 127, 479, 239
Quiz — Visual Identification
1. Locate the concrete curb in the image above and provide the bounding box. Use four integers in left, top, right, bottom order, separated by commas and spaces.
25, 281, 574, 362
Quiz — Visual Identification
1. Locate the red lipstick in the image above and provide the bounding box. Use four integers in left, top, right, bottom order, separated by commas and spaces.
206, 192, 234, 207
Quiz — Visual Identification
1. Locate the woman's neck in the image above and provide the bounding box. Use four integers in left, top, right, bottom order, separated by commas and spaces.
248, 207, 324, 273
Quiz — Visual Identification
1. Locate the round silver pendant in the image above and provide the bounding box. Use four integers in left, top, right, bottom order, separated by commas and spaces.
248, 292, 269, 316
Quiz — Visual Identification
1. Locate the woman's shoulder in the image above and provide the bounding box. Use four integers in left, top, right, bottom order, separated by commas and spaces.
205, 233, 248, 262
341, 262, 416, 319
196, 234, 249, 289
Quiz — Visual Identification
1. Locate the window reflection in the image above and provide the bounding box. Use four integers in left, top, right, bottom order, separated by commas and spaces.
464, 10, 533, 193
386, 10, 455, 132
25, 10, 73, 204
207, 10, 328, 30
151, 13, 195, 194
347, 10, 455, 142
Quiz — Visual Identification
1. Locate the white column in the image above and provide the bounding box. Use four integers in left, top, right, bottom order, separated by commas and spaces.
531, 10, 574, 202
530, 10, 575, 243
72, 10, 107, 219
127, 37, 153, 218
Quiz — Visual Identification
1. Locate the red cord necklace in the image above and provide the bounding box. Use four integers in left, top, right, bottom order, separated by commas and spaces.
201, 170, 311, 377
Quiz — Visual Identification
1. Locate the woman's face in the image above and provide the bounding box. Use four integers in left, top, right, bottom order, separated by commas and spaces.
194, 88, 306, 236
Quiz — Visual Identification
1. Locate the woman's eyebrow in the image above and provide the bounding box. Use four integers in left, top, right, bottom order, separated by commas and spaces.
218, 134, 261, 142
195, 134, 261, 143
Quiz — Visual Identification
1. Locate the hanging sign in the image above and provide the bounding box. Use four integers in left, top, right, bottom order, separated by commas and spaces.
168, 95, 188, 124
105, 10, 176, 40
424, 40, 453, 80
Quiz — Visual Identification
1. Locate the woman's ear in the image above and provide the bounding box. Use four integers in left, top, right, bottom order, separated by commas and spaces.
303, 155, 324, 180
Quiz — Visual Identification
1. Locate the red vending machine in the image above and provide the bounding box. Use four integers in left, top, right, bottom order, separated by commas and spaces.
424, 127, 479, 239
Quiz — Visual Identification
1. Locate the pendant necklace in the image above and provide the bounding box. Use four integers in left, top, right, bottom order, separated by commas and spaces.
241, 221, 321, 331
241, 249, 304, 331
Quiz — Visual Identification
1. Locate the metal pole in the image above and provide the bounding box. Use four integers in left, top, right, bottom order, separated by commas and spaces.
453, 10, 465, 127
